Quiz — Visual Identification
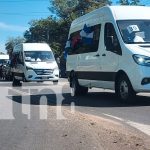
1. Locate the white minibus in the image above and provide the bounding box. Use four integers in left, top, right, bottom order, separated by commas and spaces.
11, 43, 59, 86
66, 6, 150, 102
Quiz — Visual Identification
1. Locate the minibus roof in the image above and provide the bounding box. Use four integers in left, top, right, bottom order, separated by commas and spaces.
110, 6, 150, 20
71, 6, 150, 28
22, 43, 51, 51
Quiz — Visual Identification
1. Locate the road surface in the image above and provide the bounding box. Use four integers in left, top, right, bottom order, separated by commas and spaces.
0, 78, 150, 150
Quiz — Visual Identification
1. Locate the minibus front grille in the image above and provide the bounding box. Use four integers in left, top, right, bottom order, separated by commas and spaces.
34, 69, 53, 75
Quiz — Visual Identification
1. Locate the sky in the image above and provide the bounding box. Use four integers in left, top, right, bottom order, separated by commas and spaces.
0, 0, 150, 54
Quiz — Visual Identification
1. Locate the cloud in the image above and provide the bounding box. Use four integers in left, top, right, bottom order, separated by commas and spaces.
0, 22, 27, 32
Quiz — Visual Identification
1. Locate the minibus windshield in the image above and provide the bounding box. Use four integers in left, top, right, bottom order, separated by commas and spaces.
117, 20, 150, 44
24, 51, 54, 62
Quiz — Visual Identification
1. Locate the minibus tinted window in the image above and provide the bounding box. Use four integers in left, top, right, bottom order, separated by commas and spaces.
68, 24, 101, 55
104, 23, 122, 55
24, 51, 54, 62
117, 20, 150, 44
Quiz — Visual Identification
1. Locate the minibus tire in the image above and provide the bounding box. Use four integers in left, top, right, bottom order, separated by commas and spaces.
116, 75, 136, 102
70, 77, 80, 97
71, 77, 88, 97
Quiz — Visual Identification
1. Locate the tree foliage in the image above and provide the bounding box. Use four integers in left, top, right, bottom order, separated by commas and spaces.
49, 0, 112, 21
24, 17, 69, 55
119, 0, 140, 5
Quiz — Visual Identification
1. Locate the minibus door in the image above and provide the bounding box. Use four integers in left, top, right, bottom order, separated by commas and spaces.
100, 23, 121, 87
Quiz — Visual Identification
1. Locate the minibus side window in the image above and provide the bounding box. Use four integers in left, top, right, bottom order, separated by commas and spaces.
68, 24, 101, 55
104, 23, 122, 55
79, 24, 101, 53
67, 31, 81, 55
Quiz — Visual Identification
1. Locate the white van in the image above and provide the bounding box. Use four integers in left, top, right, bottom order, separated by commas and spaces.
66, 6, 150, 101
11, 43, 59, 86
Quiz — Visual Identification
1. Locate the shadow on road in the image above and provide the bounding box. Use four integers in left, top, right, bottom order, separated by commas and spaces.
8, 89, 150, 107
0, 81, 53, 87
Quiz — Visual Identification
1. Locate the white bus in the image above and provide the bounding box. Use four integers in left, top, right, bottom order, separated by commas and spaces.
66, 6, 150, 102
11, 43, 59, 86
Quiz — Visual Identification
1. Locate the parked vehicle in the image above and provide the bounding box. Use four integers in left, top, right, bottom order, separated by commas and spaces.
11, 43, 59, 86
66, 6, 150, 102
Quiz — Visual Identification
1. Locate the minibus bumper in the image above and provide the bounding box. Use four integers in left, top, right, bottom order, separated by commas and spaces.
131, 65, 150, 93
25, 69, 59, 82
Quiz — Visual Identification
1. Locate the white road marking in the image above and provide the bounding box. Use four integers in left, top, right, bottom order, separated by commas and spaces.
103, 113, 124, 121
103, 113, 150, 136
127, 121, 150, 136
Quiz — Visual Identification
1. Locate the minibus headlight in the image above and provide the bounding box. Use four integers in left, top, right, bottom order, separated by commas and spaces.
133, 54, 150, 66
53, 67, 59, 74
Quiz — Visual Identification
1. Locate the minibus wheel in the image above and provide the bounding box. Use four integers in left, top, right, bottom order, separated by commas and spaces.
70, 77, 79, 97
70, 77, 88, 97
116, 75, 136, 102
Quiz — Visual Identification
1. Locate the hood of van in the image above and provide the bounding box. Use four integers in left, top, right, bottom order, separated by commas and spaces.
25, 61, 58, 69
126, 44, 150, 57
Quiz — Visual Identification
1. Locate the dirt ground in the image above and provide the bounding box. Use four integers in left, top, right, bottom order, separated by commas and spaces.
50, 107, 150, 150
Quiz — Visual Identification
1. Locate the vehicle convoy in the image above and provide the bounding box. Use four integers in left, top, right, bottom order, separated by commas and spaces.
11, 43, 59, 86
66, 6, 150, 101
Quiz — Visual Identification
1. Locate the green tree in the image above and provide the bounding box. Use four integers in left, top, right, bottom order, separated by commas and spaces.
119, 0, 129, 5
130, 0, 140, 5
49, 0, 112, 21
24, 17, 69, 56
119, 0, 140, 5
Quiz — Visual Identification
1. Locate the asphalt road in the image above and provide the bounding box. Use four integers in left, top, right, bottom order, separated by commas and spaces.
61, 79, 150, 136
0, 78, 150, 150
